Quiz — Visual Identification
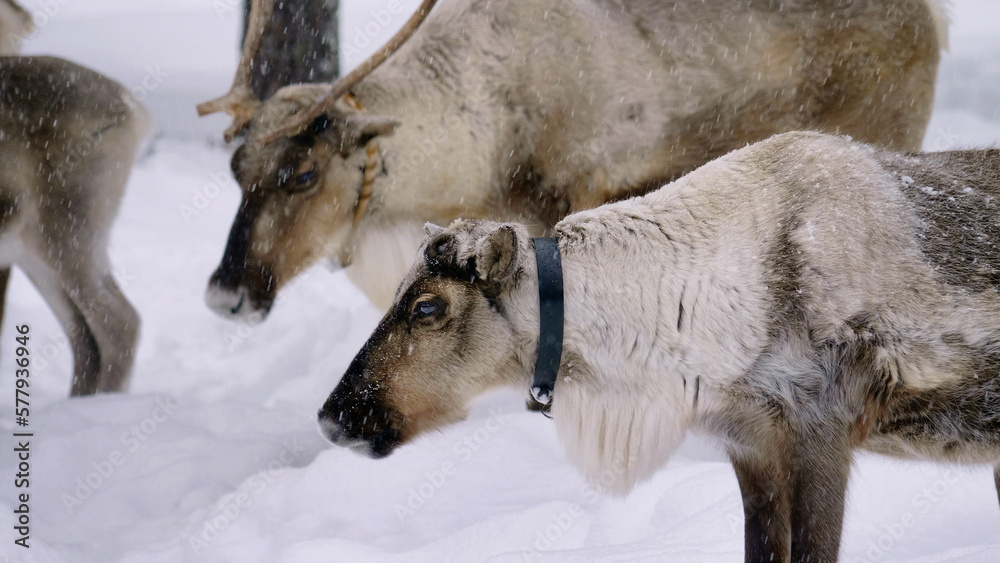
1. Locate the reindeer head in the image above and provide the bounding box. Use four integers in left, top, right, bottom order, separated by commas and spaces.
204, 85, 398, 320
199, 0, 437, 320
317, 220, 536, 457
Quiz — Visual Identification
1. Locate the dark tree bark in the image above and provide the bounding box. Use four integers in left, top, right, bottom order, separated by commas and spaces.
243, 0, 340, 100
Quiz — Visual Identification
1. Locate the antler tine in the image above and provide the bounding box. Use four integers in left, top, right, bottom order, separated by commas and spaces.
6, 0, 35, 36
261, 0, 439, 143
197, 0, 274, 142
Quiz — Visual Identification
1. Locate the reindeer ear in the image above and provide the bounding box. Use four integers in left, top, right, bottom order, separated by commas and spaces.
425, 232, 459, 271
424, 223, 445, 237
345, 114, 400, 144
330, 114, 400, 153
475, 225, 518, 283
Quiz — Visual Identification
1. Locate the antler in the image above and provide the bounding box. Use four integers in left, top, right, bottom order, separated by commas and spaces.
261, 0, 439, 143
197, 0, 274, 142
5, 0, 34, 34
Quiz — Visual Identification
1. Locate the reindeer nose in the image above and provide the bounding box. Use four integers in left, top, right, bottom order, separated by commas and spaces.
317, 408, 344, 444
205, 282, 247, 316
205, 267, 274, 322
317, 401, 402, 458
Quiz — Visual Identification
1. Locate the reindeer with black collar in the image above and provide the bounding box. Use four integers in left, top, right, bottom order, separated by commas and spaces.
318, 132, 1000, 562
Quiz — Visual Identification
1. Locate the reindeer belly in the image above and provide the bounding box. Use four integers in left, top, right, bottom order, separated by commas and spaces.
864, 379, 1000, 464
0, 190, 27, 265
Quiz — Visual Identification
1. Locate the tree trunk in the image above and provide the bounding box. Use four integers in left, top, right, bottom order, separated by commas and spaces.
243, 0, 340, 100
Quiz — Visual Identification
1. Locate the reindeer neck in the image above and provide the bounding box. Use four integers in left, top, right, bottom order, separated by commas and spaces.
345, 2, 525, 225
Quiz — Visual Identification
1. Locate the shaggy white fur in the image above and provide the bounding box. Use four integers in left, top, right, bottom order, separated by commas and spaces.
323, 130, 1000, 561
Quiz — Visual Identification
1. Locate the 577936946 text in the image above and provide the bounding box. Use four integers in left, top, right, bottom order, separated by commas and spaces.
12, 323, 32, 549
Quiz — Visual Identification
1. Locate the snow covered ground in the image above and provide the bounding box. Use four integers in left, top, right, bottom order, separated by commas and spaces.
2, 1, 1000, 562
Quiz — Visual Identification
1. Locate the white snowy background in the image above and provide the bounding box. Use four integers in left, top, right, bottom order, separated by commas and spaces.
2, 1, 1000, 561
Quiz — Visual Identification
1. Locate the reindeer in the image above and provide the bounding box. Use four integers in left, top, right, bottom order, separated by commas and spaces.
0, 0, 32, 56
0, 56, 150, 395
318, 132, 1000, 563
199, 0, 946, 318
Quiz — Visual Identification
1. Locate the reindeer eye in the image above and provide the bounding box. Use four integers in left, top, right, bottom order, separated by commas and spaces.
416, 301, 439, 317
297, 170, 316, 185
281, 166, 318, 194
412, 298, 445, 321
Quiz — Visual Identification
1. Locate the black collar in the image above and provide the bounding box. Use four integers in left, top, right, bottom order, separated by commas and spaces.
530, 237, 564, 410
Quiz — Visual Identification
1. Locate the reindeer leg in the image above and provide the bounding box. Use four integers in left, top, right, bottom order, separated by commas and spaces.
17, 240, 136, 394
993, 466, 1000, 510
0, 267, 8, 366
0, 266, 9, 330
730, 453, 792, 563
16, 253, 103, 394
40, 272, 134, 395
66, 303, 102, 396
81, 272, 138, 393
788, 424, 852, 563
51, 254, 138, 394
31, 130, 141, 393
